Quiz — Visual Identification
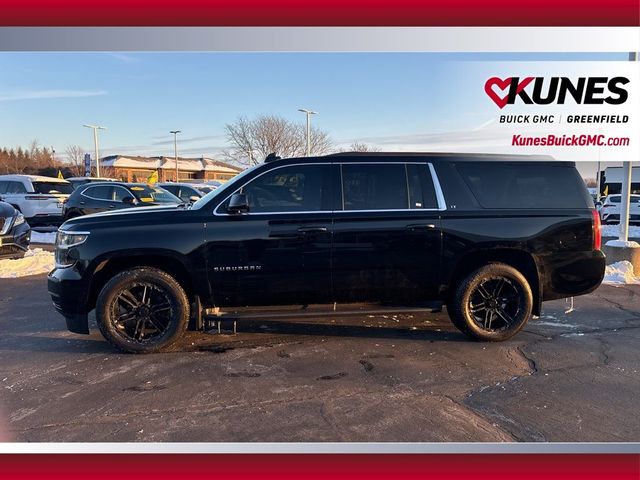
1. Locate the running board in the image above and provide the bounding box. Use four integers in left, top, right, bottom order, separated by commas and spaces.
203, 302, 443, 321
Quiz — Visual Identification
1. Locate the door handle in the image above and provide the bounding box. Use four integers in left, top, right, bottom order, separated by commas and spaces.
109, 204, 116, 209
297, 226, 328, 234
406, 224, 436, 231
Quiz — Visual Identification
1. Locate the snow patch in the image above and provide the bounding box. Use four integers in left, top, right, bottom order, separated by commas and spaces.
30, 231, 57, 244
605, 239, 640, 248
600, 224, 640, 239
603, 261, 640, 285
0, 248, 54, 278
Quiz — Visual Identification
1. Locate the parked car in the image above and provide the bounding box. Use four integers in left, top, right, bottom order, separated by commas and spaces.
48, 152, 605, 353
187, 179, 222, 194
0, 175, 72, 227
62, 182, 181, 220
157, 182, 203, 203
0, 201, 30, 259
66, 176, 118, 191
599, 194, 640, 225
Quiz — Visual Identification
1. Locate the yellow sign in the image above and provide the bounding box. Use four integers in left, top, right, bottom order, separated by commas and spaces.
57, 170, 64, 179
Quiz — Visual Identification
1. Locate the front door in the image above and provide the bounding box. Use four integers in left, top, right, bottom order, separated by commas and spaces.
205, 163, 334, 307
332, 162, 443, 304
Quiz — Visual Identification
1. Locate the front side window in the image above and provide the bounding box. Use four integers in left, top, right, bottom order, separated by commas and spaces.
341, 164, 408, 210
239, 164, 330, 213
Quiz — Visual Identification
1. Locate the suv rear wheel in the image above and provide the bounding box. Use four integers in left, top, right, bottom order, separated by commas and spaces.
95, 267, 189, 353
448, 263, 533, 342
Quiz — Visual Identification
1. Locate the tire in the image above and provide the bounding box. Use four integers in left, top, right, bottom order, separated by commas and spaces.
447, 263, 533, 342
95, 267, 189, 353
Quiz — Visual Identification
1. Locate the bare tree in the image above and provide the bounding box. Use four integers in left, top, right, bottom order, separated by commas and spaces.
341, 141, 381, 153
224, 115, 333, 165
65, 145, 86, 176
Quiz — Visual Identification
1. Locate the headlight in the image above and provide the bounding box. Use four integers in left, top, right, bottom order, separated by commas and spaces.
55, 230, 89, 268
13, 213, 25, 227
55, 230, 89, 248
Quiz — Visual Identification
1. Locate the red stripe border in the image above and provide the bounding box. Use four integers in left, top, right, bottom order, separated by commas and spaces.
1, 454, 639, 480
0, 0, 638, 26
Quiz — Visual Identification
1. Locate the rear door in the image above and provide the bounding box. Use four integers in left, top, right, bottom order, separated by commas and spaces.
331, 162, 443, 304
205, 163, 334, 307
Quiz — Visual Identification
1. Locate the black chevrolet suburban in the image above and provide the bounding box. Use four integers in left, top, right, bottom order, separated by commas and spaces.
48, 153, 605, 353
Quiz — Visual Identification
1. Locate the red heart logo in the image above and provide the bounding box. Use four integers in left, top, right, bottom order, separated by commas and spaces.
485, 77, 534, 109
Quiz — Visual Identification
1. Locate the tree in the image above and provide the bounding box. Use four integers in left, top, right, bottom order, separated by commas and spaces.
224, 115, 333, 165
342, 141, 380, 153
65, 145, 86, 176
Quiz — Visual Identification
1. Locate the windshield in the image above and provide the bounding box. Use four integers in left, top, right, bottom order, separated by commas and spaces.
32, 181, 73, 195
128, 185, 181, 204
191, 165, 254, 210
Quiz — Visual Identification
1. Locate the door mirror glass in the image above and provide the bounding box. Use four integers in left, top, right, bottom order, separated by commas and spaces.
122, 195, 137, 205
227, 193, 249, 214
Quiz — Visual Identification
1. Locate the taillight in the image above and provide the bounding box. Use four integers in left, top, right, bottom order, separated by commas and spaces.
591, 209, 601, 251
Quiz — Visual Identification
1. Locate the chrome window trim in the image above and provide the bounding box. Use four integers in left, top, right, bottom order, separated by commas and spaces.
213, 161, 447, 216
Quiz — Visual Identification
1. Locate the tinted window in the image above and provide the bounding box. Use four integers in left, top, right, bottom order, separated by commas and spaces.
0, 181, 7, 194
456, 163, 590, 209
83, 185, 114, 200
240, 165, 330, 213
6, 181, 27, 194
406, 164, 438, 209
33, 181, 73, 195
342, 164, 408, 210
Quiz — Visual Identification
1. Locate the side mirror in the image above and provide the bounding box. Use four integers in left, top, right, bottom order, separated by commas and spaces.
189, 195, 200, 203
227, 193, 249, 214
122, 196, 137, 205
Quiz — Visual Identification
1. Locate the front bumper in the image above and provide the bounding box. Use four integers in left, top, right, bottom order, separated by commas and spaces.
47, 266, 90, 334
0, 223, 30, 259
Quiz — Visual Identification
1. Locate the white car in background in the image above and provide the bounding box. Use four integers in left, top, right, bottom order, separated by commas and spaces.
0, 175, 73, 227
599, 194, 640, 225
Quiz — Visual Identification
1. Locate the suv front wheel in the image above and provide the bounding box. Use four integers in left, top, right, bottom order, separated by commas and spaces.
448, 263, 533, 342
95, 267, 189, 353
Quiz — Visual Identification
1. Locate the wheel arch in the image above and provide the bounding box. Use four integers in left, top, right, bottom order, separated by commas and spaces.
445, 248, 542, 316
87, 251, 200, 313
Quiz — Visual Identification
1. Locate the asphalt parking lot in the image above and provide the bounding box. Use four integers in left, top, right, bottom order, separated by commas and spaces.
0, 273, 638, 442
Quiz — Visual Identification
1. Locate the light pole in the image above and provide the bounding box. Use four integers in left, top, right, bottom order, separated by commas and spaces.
298, 108, 317, 157
170, 130, 181, 181
83, 124, 106, 177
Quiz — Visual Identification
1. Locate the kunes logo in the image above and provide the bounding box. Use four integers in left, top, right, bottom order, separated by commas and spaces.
484, 77, 630, 109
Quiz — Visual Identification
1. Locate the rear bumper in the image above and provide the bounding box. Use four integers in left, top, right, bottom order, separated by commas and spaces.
47, 266, 90, 334
540, 250, 606, 301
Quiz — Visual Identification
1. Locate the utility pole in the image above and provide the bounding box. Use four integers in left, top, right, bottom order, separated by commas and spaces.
83, 124, 106, 177
170, 130, 181, 181
298, 109, 317, 157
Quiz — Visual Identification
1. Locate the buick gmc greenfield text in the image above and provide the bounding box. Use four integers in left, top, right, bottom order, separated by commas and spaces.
48, 153, 605, 353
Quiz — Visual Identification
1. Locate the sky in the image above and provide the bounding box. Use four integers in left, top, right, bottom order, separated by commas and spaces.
0, 51, 631, 177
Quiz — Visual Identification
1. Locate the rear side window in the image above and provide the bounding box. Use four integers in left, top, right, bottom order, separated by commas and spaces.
33, 182, 73, 195
406, 164, 438, 209
455, 163, 590, 209
342, 164, 408, 210
83, 185, 114, 200
6, 181, 27, 194
0, 181, 7, 194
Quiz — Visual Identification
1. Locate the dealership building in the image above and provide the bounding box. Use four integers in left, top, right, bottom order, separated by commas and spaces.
100, 155, 244, 183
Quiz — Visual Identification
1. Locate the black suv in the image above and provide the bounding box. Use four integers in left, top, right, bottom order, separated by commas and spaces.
48, 153, 605, 353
